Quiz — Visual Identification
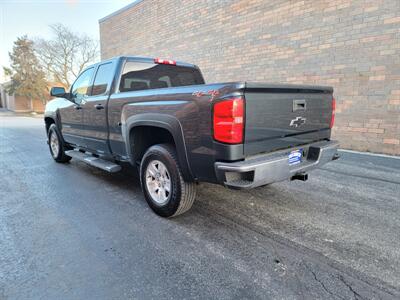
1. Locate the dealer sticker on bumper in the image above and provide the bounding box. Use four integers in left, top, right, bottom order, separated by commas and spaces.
288, 149, 303, 165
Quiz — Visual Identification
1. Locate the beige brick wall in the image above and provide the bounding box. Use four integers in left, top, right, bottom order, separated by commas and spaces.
100, 0, 400, 155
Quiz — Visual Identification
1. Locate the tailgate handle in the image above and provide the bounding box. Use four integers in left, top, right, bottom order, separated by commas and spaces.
293, 99, 306, 111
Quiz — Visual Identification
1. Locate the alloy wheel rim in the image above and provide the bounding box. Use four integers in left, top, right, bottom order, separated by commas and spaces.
50, 132, 59, 158
145, 160, 171, 205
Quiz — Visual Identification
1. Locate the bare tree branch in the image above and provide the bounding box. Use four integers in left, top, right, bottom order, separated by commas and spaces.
34, 23, 99, 88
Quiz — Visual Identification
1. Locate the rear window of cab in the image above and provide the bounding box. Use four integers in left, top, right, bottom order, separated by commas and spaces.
119, 61, 204, 92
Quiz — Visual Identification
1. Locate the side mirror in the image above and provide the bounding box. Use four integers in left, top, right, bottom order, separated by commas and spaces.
50, 87, 66, 97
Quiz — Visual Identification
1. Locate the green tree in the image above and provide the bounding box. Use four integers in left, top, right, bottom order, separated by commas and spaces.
4, 36, 48, 104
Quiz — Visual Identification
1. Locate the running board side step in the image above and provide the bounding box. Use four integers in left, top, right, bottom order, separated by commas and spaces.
65, 150, 121, 173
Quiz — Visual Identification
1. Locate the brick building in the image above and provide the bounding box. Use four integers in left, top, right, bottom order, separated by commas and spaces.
99, 0, 400, 155
0, 82, 46, 113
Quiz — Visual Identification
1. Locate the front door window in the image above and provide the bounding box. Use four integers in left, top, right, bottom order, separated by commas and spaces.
70, 68, 94, 104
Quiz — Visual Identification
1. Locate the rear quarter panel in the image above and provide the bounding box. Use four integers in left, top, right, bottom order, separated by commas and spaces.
108, 83, 244, 182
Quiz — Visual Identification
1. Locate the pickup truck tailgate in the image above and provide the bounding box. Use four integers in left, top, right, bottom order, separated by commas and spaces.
244, 83, 334, 156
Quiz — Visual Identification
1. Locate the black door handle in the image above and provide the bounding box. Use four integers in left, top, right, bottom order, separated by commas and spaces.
74, 105, 82, 110
95, 104, 104, 110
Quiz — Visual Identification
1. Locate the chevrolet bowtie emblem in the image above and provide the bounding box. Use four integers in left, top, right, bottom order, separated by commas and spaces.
290, 116, 306, 128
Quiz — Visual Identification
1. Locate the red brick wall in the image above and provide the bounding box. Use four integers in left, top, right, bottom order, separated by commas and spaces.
100, 0, 400, 155
32, 98, 45, 113
14, 95, 31, 112
13, 95, 45, 113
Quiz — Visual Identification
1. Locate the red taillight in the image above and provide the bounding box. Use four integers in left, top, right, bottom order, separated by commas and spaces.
213, 98, 244, 144
330, 97, 336, 128
154, 58, 176, 65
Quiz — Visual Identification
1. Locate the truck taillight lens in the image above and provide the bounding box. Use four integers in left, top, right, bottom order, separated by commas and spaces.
213, 98, 244, 144
330, 97, 336, 128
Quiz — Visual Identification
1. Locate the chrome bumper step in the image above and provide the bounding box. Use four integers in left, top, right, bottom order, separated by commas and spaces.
65, 150, 122, 173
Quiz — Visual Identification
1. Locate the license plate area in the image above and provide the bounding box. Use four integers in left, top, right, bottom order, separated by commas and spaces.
288, 149, 303, 166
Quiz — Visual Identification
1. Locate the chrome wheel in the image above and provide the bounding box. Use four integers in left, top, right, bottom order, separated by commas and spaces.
50, 131, 59, 158
145, 160, 171, 205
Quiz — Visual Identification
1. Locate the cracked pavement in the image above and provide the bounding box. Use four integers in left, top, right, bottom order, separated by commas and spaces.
1, 115, 399, 299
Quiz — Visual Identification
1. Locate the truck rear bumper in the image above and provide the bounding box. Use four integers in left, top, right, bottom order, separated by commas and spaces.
215, 140, 339, 189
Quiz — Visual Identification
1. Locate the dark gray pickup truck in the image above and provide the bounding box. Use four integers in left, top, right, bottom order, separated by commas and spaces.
45, 56, 339, 217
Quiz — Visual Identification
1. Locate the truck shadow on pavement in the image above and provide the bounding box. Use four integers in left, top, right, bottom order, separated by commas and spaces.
66, 158, 400, 299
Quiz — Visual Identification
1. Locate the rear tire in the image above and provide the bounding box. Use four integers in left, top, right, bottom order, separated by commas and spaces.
48, 124, 72, 163
140, 144, 196, 217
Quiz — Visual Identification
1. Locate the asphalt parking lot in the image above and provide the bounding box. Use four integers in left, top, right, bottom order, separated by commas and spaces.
1, 115, 399, 299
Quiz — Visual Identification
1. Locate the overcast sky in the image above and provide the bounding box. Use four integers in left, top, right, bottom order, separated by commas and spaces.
0, 0, 134, 82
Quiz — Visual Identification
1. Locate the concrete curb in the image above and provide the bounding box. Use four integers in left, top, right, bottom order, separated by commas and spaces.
338, 149, 399, 159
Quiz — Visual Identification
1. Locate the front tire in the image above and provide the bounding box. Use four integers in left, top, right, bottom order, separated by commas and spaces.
48, 124, 71, 163
140, 144, 196, 217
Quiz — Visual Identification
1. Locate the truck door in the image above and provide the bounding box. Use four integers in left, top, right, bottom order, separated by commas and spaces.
59, 67, 95, 147
80, 61, 116, 154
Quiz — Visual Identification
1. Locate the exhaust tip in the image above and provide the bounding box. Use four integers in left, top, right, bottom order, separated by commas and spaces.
291, 173, 308, 181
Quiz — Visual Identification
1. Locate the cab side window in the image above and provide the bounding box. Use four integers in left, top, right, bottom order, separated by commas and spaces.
71, 68, 94, 103
92, 63, 114, 96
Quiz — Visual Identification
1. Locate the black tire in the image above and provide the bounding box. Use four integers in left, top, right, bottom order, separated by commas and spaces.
140, 144, 196, 218
48, 124, 72, 163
